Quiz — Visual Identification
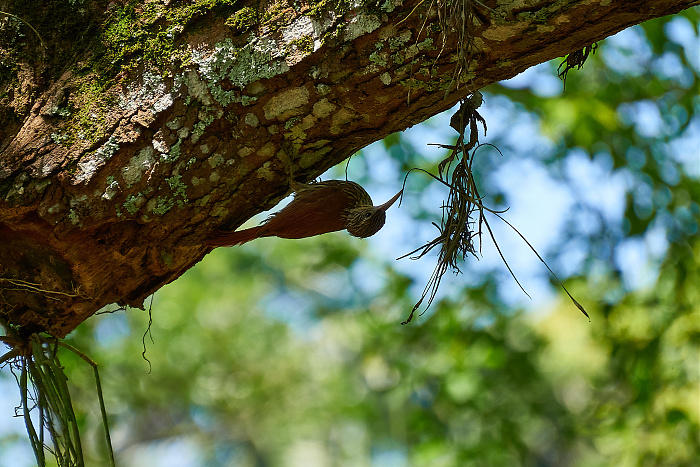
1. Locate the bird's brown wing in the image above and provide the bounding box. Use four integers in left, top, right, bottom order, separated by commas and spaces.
260, 183, 350, 239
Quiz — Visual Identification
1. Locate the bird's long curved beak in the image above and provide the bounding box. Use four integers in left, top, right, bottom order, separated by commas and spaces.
377, 190, 403, 211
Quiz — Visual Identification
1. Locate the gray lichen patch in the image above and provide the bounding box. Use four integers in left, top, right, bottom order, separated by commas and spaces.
123, 194, 147, 214
119, 71, 173, 114
312, 99, 337, 119
122, 147, 156, 186
74, 135, 120, 184
369, 48, 388, 68
257, 161, 276, 181
162, 138, 183, 163
190, 37, 290, 107
344, 13, 383, 41
199, 143, 212, 155
166, 175, 188, 203
379, 0, 401, 13
263, 86, 310, 121
181, 70, 214, 106
282, 16, 317, 58
282, 15, 314, 43
191, 108, 222, 144
298, 146, 334, 168
102, 178, 119, 201
148, 196, 177, 216
166, 117, 185, 130
316, 83, 331, 95
34, 179, 51, 193
257, 142, 277, 159
3, 173, 30, 202
329, 107, 362, 135
244, 113, 260, 127
207, 153, 225, 168
482, 23, 523, 41
238, 146, 255, 158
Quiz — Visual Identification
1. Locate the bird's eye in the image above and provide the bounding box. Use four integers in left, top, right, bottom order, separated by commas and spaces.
364, 212, 372, 219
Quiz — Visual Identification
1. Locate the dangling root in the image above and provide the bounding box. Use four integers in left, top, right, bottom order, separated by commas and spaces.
0, 326, 115, 467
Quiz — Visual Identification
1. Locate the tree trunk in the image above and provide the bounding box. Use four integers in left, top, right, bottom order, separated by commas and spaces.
0, 0, 697, 337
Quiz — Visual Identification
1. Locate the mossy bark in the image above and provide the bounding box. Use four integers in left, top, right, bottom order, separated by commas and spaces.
0, 0, 697, 336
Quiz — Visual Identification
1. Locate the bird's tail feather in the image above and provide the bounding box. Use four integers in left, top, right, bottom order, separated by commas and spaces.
206, 226, 264, 247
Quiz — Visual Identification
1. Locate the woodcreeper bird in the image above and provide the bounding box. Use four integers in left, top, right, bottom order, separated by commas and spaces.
206, 179, 403, 246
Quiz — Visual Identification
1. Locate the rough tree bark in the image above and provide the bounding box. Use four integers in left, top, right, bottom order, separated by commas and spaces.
0, 0, 697, 337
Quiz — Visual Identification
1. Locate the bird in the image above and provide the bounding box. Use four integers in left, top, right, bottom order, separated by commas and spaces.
206, 179, 402, 247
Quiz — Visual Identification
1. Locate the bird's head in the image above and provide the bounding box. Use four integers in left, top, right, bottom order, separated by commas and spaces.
345, 190, 402, 238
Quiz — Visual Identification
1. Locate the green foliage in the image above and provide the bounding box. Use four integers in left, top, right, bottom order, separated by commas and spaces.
48, 232, 698, 465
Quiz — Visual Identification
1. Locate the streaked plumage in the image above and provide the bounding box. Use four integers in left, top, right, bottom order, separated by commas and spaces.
207, 180, 402, 247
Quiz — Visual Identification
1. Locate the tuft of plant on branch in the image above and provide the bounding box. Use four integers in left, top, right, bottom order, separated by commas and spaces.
0, 321, 114, 467
400, 93, 589, 323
